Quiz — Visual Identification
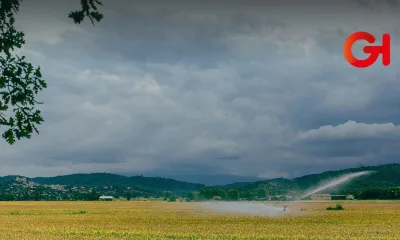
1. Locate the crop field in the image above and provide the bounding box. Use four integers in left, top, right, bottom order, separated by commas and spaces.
0, 201, 400, 239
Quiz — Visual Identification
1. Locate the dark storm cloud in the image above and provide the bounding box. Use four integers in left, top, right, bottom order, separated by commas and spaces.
354, 0, 400, 8
1, 0, 400, 178
295, 121, 400, 166
27, 2, 286, 67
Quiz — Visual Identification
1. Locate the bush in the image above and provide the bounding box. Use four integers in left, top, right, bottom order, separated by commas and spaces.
168, 195, 177, 202
326, 203, 344, 211
72, 210, 86, 214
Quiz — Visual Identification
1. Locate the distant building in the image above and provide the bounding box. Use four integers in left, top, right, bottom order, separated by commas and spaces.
330, 194, 355, 200
99, 196, 113, 201
346, 194, 354, 200
311, 194, 331, 200
15, 177, 27, 183
212, 196, 222, 200
331, 195, 346, 200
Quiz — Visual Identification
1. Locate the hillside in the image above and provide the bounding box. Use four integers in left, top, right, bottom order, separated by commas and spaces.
0, 173, 206, 201
166, 174, 267, 186
234, 163, 400, 196
216, 182, 255, 189
237, 177, 299, 196
1, 163, 400, 201
29, 173, 205, 193
0, 175, 24, 182
0, 176, 171, 201
291, 164, 400, 191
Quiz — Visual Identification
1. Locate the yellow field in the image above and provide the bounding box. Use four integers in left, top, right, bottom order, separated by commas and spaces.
0, 201, 400, 239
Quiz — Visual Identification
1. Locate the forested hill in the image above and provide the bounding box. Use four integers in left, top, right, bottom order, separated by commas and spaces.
1, 163, 400, 196
1, 173, 205, 193
0, 175, 23, 183
235, 163, 400, 194
292, 163, 400, 190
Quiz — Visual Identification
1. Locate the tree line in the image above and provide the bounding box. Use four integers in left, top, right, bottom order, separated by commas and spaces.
2, 180, 400, 201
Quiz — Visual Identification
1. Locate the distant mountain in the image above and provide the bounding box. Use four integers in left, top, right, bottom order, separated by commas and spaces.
292, 163, 400, 192
216, 182, 254, 189
163, 174, 267, 186
235, 163, 400, 196
0, 175, 24, 182
216, 178, 288, 189
28, 173, 205, 194
237, 177, 298, 195
1, 163, 400, 199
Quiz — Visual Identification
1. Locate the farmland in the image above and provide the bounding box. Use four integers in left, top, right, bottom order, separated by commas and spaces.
0, 201, 400, 239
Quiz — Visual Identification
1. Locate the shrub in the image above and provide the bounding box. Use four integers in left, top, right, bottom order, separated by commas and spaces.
326, 203, 344, 211
168, 195, 177, 202
72, 210, 86, 214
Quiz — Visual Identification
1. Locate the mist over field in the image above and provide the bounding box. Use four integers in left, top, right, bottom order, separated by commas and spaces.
201, 201, 285, 216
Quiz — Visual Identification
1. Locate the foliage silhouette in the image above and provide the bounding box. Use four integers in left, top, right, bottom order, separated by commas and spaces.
0, 0, 103, 144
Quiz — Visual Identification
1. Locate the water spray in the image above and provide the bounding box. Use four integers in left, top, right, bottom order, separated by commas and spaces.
298, 171, 372, 200
201, 171, 373, 216
269, 171, 373, 210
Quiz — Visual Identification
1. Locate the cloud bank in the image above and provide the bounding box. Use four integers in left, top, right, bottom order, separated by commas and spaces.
1, 0, 400, 178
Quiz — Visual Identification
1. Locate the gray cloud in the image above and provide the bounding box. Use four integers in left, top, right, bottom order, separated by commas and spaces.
354, 0, 400, 8
0, 0, 400, 178
295, 121, 400, 160
297, 121, 400, 141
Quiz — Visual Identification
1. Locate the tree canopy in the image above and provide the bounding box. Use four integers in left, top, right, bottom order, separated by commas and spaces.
0, 0, 103, 144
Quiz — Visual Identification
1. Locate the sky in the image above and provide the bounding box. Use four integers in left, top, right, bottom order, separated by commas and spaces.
1, 0, 400, 179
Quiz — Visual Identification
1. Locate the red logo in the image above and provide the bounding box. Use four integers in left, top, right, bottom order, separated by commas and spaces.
344, 31, 390, 68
